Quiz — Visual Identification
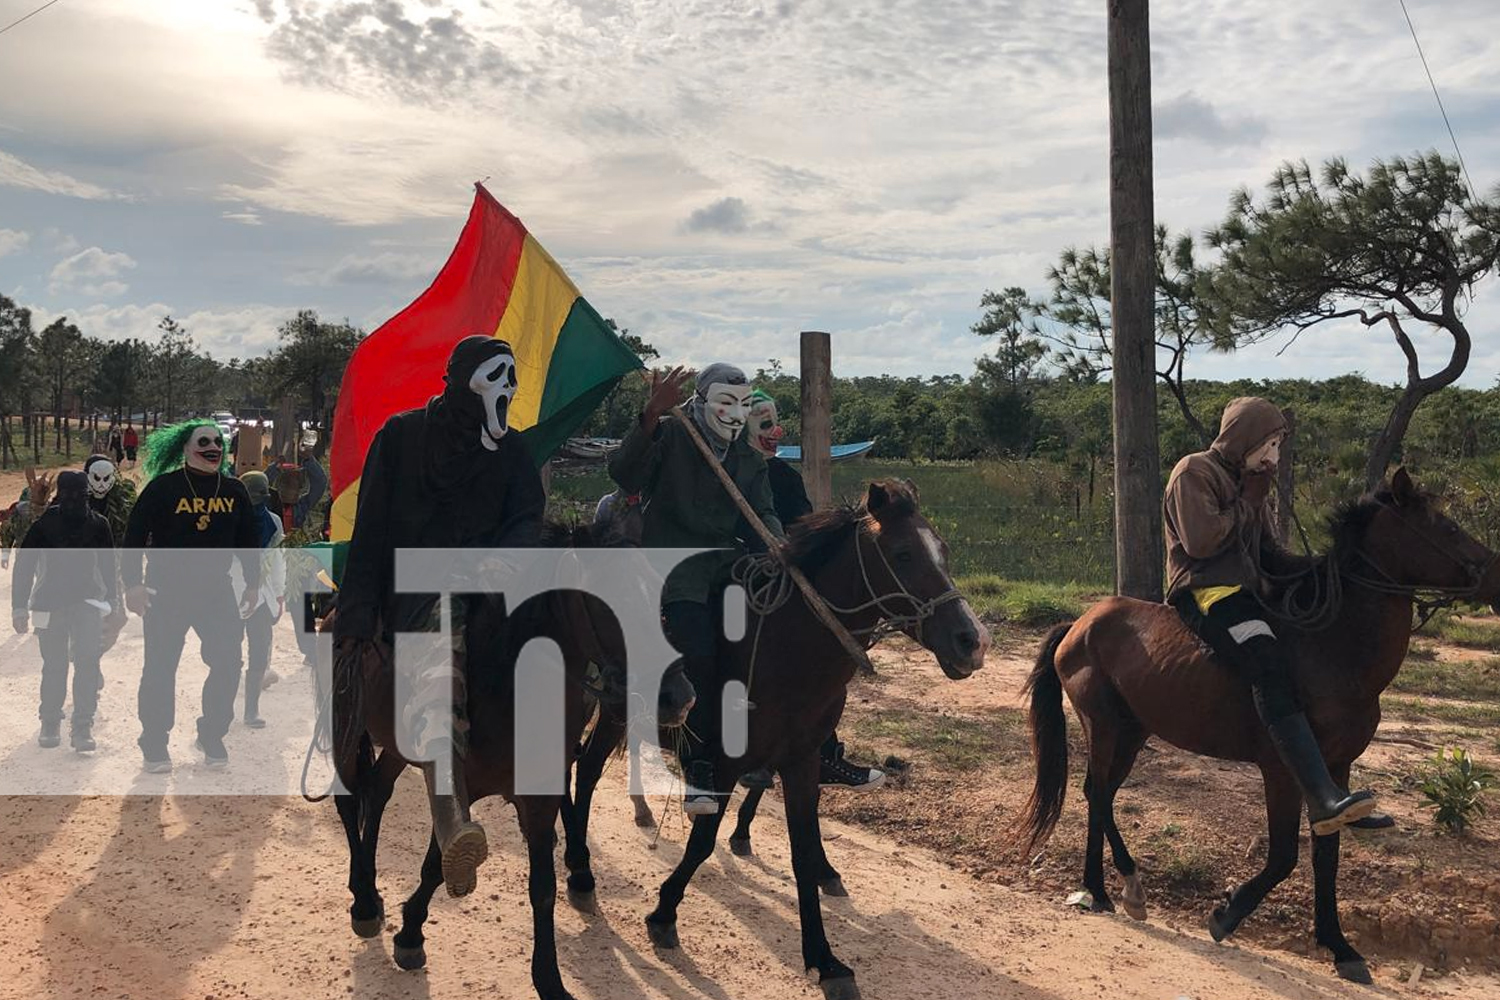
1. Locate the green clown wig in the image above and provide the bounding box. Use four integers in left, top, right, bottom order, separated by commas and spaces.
142, 420, 232, 481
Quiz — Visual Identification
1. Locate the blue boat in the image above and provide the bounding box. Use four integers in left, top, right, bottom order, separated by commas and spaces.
775, 440, 876, 463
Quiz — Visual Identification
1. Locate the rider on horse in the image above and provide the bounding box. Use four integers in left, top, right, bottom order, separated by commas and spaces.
1164, 396, 1376, 835
607, 363, 783, 815
334, 336, 545, 898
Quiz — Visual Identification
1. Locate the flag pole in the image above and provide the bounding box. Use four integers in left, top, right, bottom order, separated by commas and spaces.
670, 405, 874, 675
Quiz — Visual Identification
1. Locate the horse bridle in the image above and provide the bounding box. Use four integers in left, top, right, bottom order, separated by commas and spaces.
1345, 499, 1498, 623
822, 518, 965, 647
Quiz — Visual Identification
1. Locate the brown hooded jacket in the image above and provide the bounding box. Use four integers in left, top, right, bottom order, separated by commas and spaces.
1163, 396, 1303, 600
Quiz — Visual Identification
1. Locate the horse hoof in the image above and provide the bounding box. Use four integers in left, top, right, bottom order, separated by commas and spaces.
1123, 898, 1148, 922
350, 905, 385, 939
1122, 875, 1147, 921
819, 975, 862, 1000
820, 877, 849, 898
646, 917, 679, 950
1335, 960, 1373, 985
729, 836, 753, 857
1208, 906, 1233, 943
634, 807, 656, 829
393, 943, 427, 971
1088, 896, 1115, 914
566, 887, 598, 914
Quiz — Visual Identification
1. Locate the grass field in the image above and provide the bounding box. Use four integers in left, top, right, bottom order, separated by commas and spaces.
547, 457, 1115, 585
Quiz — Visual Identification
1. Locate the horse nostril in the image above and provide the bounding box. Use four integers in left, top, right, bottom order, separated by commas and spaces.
956, 629, 979, 654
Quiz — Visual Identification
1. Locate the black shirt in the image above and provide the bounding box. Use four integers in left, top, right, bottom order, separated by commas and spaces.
11, 507, 117, 612
121, 468, 261, 593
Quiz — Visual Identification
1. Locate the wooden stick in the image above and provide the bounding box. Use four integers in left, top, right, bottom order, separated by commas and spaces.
670, 406, 874, 675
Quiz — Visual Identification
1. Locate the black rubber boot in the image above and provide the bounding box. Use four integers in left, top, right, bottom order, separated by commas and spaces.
423, 752, 487, 898
38, 719, 61, 749
71, 721, 96, 753
1264, 712, 1376, 835
682, 758, 720, 816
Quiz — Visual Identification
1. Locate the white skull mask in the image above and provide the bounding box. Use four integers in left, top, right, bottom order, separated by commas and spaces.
86, 459, 117, 498
702, 382, 752, 443
468, 348, 518, 451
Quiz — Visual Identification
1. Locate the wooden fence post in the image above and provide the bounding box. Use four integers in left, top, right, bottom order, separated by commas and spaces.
800, 331, 833, 510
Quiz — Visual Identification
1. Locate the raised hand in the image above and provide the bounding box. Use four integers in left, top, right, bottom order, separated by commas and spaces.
643, 366, 690, 425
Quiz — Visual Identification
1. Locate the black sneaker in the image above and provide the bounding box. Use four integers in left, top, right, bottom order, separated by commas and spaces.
71, 724, 96, 753
244, 713, 266, 729
682, 761, 720, 816
38, 719, 62, 749
819, 743, 885, 791
194, 735, 229, 770
142, 751, 173, 774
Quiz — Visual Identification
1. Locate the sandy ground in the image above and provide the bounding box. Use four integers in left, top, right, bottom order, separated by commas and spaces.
3, 462, 1498, 999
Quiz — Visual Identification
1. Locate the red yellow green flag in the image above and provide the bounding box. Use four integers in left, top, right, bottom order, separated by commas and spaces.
329, 184, 642, 542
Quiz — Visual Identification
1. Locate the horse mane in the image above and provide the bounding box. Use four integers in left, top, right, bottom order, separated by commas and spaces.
1325, 484, 1440, 568
784, 479, 919, 572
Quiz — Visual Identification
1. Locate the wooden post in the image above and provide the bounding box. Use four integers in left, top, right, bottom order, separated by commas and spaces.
800, 331, 833, 509
671, 404, 874, 675
1277, 407, 1296, 544
1107, 0, 1164, 601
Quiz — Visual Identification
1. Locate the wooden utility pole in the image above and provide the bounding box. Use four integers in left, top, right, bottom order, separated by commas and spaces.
800, 331, 833, 509
1108, 0, 1164, 601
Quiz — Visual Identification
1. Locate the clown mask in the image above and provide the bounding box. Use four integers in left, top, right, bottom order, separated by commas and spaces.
748, 395, 784, 457
700, 382, 752, 444
185, 425, 224, 474
85, 457, 117, 498
465, 343, 518, 451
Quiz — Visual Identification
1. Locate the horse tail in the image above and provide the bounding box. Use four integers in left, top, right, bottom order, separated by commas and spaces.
1017, 622, 1073, 854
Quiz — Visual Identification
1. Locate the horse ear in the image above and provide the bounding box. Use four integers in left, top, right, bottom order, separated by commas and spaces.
903, 478, 921, 504
1391, 466, 1418, 506
865, 481, 890, 515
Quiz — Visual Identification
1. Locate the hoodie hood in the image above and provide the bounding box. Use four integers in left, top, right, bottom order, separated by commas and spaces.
1209, 397, 1285, 468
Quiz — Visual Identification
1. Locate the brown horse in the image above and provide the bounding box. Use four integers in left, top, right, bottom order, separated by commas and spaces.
1019, 468, 1500, 983
330, 524, 697, 1000
563, 480, 991, 1000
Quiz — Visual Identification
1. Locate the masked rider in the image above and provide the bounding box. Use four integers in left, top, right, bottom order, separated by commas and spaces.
608, 364, 783, 815
334, 336, 545, 898
122, 422, 261, 773
1165, 396, 1376, 835
83, 453, 136, 652
11, 471, 117, 753
737, 390, 885, 792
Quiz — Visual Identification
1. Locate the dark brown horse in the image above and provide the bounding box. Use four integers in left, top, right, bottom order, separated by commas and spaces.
1019, 469, 1500, 983
330, 525, 697, 1000
563, 480, 991, 1000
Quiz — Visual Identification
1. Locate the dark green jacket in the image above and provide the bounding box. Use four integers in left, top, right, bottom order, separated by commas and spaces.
608, 413, 783, 605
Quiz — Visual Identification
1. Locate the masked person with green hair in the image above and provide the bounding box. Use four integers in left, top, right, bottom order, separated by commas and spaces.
232, 471, 286, 728
122, 421, 261, 773
736, 390, 885, 792
608, 363, 783, 815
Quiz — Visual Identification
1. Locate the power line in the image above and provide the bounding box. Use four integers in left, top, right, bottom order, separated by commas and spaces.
0, 0, 63, 36
1397, 0, 1477, 201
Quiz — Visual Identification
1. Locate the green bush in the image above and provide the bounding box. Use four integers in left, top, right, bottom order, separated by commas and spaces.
1419, 747, 1496, 836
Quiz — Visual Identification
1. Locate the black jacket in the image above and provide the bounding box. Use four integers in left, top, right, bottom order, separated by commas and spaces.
11, 507, 117, 612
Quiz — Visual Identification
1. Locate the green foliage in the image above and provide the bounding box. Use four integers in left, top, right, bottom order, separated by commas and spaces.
1418, 747, 1495, 836
955, 575, 1088, 625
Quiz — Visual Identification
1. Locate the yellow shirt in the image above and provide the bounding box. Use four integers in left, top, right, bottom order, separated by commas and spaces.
1191, 585, 1242, 615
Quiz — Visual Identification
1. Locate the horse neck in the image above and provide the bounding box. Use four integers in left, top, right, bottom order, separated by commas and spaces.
1330, 558, 1414, 695
776, 529, 883, 677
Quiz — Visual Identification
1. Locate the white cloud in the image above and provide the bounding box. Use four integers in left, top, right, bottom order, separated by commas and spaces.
289, 249, 442, 286
0, 229, 29, 257
28, 300, 292, 359
222, 208, 263, 226
0, 149, 122, 200
48, 247, 138, 297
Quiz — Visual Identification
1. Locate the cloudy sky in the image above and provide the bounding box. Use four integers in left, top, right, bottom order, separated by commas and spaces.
0, 0, 1497, 385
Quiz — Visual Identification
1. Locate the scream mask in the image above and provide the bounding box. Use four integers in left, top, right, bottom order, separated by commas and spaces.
84, 455, 118, 498
690, 362, 751, 446
747, 391, 784, 458
56, 471, 89, 528
444, 335, 518, 451
184, 423, 225, 474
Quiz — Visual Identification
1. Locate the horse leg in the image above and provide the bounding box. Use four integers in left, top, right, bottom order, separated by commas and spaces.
1209, 769, 1301, 942
1101, 723, 1149, 920
516, 796, 575, 1000
392, 836, 443, 971
335, 791, 383, 937
1314, 764, 1371, 984
815, 835, 847, 898
352, 750, 402, 933
645, 794, 727, 950
562, 713, 621, 908
1078, 715, 1119, 914
628, 731, 656, 828
728, 786, 763, 856
781, 754, 858, 1000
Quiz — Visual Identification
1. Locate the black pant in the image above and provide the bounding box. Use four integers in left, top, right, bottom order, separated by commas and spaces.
663, 600, 721, 762
37, 603, 103, 726
138, 581, 244, 755
241, 601, 274, 716
1172, 589, 1301, 721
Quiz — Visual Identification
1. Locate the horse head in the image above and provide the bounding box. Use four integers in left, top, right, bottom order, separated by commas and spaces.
857, 479, 991, 679
1346, 467, 1500, 612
